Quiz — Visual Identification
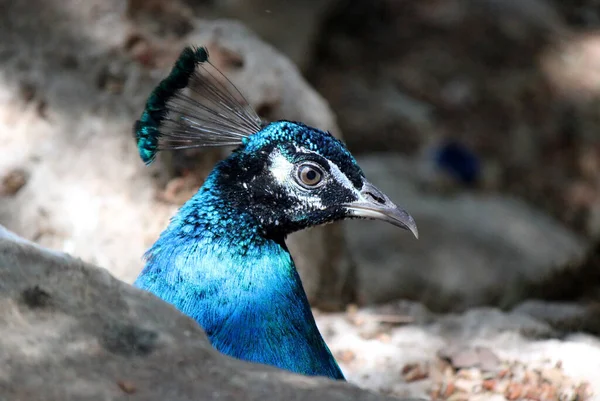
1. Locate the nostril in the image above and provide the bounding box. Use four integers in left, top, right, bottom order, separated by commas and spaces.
365, 191, 386, 204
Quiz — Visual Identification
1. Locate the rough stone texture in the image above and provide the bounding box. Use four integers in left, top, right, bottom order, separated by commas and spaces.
0, 226, 415, 401
0, 0, 355, 310
134, 0, 338, 71
197, 0, 339, 71
512, 300, 600, 334
0, 0, 158, 282
346, 154, 588, 311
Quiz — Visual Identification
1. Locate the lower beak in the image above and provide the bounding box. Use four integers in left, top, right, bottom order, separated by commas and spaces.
344, 180, 419, 239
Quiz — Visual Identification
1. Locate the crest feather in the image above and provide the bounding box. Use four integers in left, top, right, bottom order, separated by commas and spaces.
134, 46, 262, 164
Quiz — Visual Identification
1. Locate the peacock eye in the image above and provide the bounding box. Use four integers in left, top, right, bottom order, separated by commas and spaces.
296, 163, 324, 188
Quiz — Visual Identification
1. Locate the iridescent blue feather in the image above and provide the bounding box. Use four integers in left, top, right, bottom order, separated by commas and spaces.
434, 140, 481, 186
135, 168, 345, 379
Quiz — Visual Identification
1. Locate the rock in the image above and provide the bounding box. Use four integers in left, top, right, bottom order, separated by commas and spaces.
0, 0, 176, 286
345, 154, 588, 311
512, 300, 600, 335
0, 226, 419, 401
201, 0, 339, 71
510, 241, 600, 314
438, 346, 501, 371
128, 0, 337, 71
431, 307, 556, 339
0, 167, 28, 196
0, 0, 355, 310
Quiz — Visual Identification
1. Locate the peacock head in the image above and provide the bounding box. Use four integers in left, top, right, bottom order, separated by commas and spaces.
135, 46, 417, 239
208, 121, 417, 238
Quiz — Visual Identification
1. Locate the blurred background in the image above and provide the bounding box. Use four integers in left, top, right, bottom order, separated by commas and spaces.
1, 0, 600, 399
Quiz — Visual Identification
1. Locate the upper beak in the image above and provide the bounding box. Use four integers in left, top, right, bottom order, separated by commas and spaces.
343, 180, 419, 239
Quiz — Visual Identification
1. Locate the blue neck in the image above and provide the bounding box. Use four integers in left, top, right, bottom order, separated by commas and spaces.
134, 174, 344, 380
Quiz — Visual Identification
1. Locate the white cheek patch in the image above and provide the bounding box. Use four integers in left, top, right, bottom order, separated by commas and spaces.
269, 150, 294, 185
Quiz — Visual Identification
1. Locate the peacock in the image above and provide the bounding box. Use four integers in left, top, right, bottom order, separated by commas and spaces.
133, 46, 418, 381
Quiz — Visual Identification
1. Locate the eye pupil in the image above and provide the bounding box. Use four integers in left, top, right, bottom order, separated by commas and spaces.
306, 170, 317, 180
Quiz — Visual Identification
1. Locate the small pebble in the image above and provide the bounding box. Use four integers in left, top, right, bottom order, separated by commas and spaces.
1, 168, 28, 196
117, 380, 136, 394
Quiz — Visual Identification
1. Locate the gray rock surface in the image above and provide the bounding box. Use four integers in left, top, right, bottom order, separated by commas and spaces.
200, 0, 338, 71
346, 154, 588, 311
512, 300, 600, 334
0, 226, 417, 401
0, 0, 355, 310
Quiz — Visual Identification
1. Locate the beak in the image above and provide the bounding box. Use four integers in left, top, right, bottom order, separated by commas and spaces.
343, 180, 419, 239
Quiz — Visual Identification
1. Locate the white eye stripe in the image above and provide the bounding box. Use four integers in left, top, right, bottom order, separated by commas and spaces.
325, 159, 361, 196
292, 146, 359, 190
